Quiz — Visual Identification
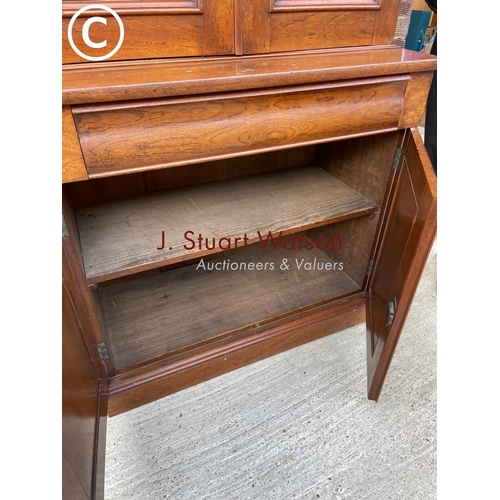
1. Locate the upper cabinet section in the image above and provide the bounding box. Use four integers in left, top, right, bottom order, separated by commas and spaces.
63, 0, 402, 63
236, 0, 400, 55
62, 0, 235, 63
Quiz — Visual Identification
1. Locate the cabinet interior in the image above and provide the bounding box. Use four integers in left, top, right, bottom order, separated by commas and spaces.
63, 131, 400, 375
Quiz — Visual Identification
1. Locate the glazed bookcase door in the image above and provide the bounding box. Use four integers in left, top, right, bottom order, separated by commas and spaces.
366, 128, 436, 401
62, 0, 235, 63
236, 0, 401, 55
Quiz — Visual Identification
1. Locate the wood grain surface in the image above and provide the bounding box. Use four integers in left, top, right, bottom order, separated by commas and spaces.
63, 106, 88, 183
315, 131, 400, 286
75, 165, 378, 283
106, 293, 366, 415
62, 47, 437, 105
238, 0, 393, 54
99, 244, 360, 370
62, 0, 234, 63
73, 76, 408, 177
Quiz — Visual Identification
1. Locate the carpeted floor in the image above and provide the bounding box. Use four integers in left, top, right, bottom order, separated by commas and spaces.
104, 251, 437, 500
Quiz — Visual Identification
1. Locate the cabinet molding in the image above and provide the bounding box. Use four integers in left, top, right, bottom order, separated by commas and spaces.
62, 1, 203, 16
270, 0, 380, 12
62, 47, 436, 105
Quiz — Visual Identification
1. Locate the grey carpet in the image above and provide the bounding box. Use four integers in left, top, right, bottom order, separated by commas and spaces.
105, 254, 437, 500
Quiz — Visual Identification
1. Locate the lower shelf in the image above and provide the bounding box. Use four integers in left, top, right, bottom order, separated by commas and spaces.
98, 243, 360, 371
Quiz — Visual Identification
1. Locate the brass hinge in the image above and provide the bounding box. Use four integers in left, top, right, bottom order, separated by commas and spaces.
386, 297, 398, 327
365, 260, 375, 277
62, 215, 69, 238
392, 147, 403, 170
97, 343, 110, 361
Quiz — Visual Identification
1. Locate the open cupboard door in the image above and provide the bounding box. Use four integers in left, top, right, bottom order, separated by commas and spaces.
366, 128, 437, 401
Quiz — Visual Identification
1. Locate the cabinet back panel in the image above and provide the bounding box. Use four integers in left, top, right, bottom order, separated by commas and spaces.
64, 146, 316, 206
305, 217, 371, 288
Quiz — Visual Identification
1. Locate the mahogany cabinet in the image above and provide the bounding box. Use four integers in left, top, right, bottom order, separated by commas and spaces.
62, 1, 437, 498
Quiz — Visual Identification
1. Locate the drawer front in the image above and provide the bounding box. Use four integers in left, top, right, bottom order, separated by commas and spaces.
73, 76, 409, 177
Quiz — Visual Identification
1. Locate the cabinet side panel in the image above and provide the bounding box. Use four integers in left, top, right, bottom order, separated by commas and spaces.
62, 214, 116, 379
315, 132, 400, 286
63, 106, 88, 183
399, 72, 434, 128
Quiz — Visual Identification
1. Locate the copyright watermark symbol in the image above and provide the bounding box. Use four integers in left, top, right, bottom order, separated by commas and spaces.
68, 4, 124, 61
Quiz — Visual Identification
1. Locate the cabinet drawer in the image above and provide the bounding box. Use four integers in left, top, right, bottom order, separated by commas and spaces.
73, 75, 408, 177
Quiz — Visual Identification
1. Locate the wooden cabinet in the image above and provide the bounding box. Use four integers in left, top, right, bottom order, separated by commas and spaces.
63, 0, 403, 62
62, 1, 437, 498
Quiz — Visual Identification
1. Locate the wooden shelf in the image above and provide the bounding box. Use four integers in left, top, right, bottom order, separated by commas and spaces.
76, 166, 378, 283
98, 244, 359, 371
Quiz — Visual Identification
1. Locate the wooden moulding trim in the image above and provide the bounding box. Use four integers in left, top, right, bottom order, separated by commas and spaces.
71, 76, 407, 113
270, 0, 380, 12
62, 46, 437, 105
107, 292, 366, 415
62, 0, 202, 16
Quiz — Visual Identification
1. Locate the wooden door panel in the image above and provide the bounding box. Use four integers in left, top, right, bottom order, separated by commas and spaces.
63, 243, 107, 500
238, 0, 400, 55
63, 280, 100, 499
366, 128, 436, 401
62, 0, 234, 63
